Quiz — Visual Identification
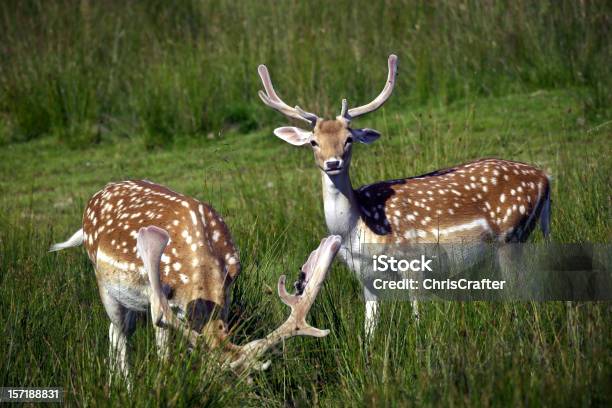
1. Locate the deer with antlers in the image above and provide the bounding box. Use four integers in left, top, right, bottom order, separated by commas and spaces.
50, 180, 341, 383
257, 54, 551, 337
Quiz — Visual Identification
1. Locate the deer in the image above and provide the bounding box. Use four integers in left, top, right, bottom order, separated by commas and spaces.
256, 54, 552, 337
50, 179, 341, 384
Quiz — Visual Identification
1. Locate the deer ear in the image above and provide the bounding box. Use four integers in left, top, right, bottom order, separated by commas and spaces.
350, 128, 381, 144
273, 127, 313, 146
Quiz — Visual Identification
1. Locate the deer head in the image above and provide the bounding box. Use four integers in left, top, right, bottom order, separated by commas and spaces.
138, 226, 342, 372
257, 54, 398, 175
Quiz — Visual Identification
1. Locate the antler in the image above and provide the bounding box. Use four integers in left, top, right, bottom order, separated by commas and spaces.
341, 54, 398, 121
137, 226, 200, 346
228, 235, 342, 371
257, 65, 319, 126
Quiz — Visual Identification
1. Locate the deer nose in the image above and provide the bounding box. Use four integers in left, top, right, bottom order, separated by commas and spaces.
325, 159, 342, 170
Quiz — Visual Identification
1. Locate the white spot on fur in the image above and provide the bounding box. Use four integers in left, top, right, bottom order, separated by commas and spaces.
435, 219, 491, 237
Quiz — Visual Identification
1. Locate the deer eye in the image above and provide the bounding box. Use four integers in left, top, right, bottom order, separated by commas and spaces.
345, 136, 353, 145
310, 140, 319, 147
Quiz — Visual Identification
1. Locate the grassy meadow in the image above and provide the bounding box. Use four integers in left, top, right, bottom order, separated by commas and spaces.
1, 1, 611, 407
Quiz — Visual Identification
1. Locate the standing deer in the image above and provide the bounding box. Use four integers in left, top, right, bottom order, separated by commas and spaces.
50, 180, 341, 383
256, 54, 551, 337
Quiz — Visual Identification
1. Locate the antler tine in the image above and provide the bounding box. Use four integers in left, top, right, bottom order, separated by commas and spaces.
339, 98, 348, 119
229, 235, 342, 371
344, 54, 398, 120
137, 226, 200, 346
257, 64, 319, 126
295, 105, 319, 124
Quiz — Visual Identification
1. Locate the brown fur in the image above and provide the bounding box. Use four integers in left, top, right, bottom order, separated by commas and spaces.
311, 119, 352, 170
352, 158, 550, 243
83, 180, 239, 332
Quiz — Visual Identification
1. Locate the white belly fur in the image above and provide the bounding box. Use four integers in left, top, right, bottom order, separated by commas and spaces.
340, 221, 491, 281
105, 282, 150, 312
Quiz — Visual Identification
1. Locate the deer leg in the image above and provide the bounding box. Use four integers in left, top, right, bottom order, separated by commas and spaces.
154, 326, 170, 361
99, 288, 136, 388
496, 244, 525, 300
108, 322, 129, 380
363, 287, 379, 340
220, 285, 232, 322
365, 300, 378, 339
411, 300, 420, 321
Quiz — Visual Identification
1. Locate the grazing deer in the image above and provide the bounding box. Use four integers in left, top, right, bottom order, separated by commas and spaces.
257, 54, 551, 337
50, 180, 341, 383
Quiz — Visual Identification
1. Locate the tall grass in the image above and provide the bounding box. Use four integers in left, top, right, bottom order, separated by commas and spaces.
0, 1, 610, 404
0, 89, 610, 405
0, 0, 610, 146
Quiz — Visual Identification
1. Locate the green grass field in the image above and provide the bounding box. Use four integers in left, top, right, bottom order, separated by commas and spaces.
1, 88, 610, 406
1, 1, 611, 406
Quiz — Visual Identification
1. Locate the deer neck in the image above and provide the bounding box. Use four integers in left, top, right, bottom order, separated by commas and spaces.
320, 170, 360, 238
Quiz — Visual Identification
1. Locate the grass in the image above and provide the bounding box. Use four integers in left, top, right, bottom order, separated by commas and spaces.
0, 0, 611, 147
0, 88, 610, 406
